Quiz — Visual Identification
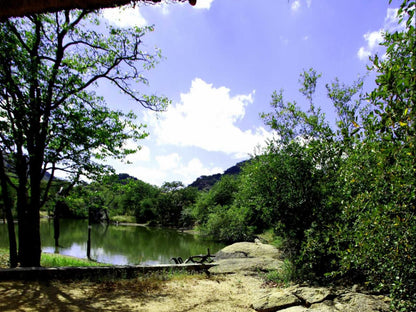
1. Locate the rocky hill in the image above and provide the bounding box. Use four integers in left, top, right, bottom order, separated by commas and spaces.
188, 160, 248, 191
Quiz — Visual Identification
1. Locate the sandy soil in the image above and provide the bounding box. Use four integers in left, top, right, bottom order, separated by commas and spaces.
0, 273, 268, 312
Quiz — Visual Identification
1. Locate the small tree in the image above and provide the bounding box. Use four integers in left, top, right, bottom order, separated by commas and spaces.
0, 10, 168, 267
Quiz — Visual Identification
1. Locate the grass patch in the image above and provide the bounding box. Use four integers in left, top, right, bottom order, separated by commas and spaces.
0, 248, 109, 268
110, 215, 136, 223
258, 229, 286, 249
262, 259, 296, 287
41, 253, 109, 267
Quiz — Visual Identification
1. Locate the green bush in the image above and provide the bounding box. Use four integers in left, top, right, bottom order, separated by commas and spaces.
235, 142, 324, 250
202, 205, 254, 243
134, 197, 157, 223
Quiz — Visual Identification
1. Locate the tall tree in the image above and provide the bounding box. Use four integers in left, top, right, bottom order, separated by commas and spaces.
0, 10, 168, 267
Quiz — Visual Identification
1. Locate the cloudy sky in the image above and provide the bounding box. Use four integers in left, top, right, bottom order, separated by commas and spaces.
96, 0, 404, 186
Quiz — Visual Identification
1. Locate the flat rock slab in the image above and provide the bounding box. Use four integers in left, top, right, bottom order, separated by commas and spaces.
252, 286, 391, 312
253, 290, 302, 312
333, 293, 391, 312
211, 257, 284, 274
293, 287, 332, 304
210, 241, 284, 274
215, 241, 283, 260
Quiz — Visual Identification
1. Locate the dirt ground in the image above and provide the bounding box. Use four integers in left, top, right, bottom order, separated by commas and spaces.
0, 273, 268, 312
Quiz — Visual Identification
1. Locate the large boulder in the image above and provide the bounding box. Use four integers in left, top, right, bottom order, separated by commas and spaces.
215, 241, 283, 260
210, 240, 283, 274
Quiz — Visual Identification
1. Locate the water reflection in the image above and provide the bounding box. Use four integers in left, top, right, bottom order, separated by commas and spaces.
0, 219, 225, 265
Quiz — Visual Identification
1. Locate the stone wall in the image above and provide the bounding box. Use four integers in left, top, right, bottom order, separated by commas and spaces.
0, 263, 216, 281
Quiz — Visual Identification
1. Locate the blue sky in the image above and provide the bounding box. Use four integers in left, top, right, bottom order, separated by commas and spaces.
96, 0, 404, 186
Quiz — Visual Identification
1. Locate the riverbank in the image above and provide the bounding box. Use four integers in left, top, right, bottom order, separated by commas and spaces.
0, 243, 267, 312
0, 241, 393, 312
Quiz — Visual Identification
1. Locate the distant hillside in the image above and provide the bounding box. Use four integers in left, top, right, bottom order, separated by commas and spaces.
188, 160, 248, 191
118, 173, 138, 181
116, 173, 138, 185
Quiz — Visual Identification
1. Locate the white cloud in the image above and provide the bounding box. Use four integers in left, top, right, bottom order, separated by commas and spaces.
357, 30, 384, 60
193, 0, 215, 10
126, 154, 222, 186
175, 158, 222, 185
290, 0, 312, 13
384, 8, 401, 32
148, 78, 272, 158
157, 155, 222, 184
153, 0, 214, 15
126, 165, 167, 186
102, 6, 147, 28
357, 46, 371, 61
357, 6, 411, 61
125, 145, 151, 163
156, 153, 181, 171
291, 0, 301, 12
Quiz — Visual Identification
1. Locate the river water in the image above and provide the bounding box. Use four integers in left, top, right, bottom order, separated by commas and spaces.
0, 219, 225, 265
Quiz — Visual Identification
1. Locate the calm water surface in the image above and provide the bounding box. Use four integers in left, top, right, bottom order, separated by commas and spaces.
0, 219, 225, 265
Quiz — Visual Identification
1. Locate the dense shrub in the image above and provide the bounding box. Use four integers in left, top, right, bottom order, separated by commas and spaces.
235, 142, 323, 248
202, 204, 254, 243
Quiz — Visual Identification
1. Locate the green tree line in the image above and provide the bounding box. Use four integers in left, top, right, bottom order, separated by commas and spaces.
59, 175, 199, 228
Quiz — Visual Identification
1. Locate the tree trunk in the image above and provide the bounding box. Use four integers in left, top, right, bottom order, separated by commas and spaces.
16, 154, 41, 267
17, 194, 41, 267
0, 153, 18, 268
54, 201, 61, 247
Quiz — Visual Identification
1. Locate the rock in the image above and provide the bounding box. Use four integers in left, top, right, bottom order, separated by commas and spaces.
308, 301, 336, 312
211, 257, 284, 274
210, 241, 283, 274
252, 289, 302, 312
293, 287, 333, 304
276, 307, 309, 312
252, 285, 390, 312
215, 241, 282, 260
333, 293, 390, 312
211, 242, 390, 312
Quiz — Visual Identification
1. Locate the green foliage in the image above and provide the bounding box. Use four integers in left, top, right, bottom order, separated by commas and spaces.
191, 175, 239, 224
0, 248, 107, 268
135, 197, 157, 223
236, 142, 323, 246
331, 3, 416, 309
65, 174, 160, 222
263, 259, 296, 287
110, 215, 136, 223
256, 2, 416, 309
154, 182, 198, 227
0, 9, 168, 266
202, 204, 254, 243
190, 175, 253, 242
